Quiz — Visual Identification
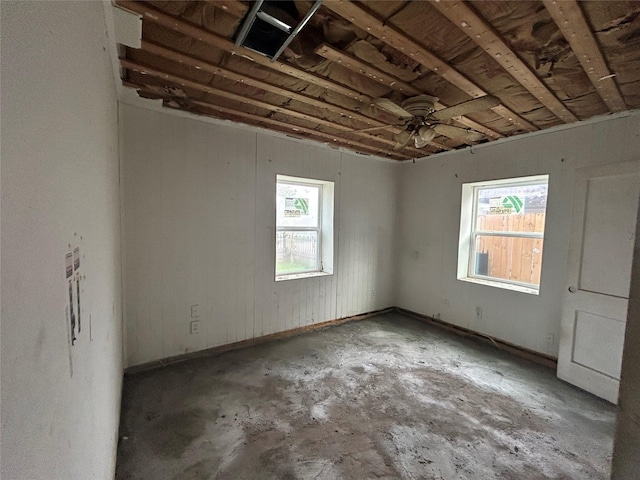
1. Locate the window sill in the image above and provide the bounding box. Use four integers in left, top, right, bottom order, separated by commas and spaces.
275, 271, 332, 282
458, 276, 539, 295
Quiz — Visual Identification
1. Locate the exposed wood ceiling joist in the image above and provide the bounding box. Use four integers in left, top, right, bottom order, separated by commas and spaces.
121, 58, 348, 133
314, 43, 503, 140
325, 1, 482, 96
115, 1, 369, 102
137, 40, 449, 152
322, 0, 538, 133
182, 104, 414, 159
120, 57, 416, 153
315, 43, 422, 96
542, 0, 626, 112
129, 81, 414, 159
202, 0, 248, 18
116, 1, 456, 156
180, 101, 409, 158
428, 0, 578, 124
141, 41, 381, 130
111, 1, 638, 160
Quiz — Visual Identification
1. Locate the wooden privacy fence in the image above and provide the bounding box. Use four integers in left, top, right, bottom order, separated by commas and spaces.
476, 213, 545, 285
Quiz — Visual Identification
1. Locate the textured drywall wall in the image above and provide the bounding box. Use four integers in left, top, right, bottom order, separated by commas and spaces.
121, 104, 399, 367
1, 2, 122, 479
612, 186, 640, 478
397, 111, 640, 357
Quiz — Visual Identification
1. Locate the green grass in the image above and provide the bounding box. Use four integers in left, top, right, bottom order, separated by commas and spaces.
276, 260, 315, 274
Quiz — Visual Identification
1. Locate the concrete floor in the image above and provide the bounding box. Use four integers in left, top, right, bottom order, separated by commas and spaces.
116, 311, 616, 479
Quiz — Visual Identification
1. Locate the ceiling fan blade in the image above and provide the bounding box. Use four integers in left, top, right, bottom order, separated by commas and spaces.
430, 96, 501, 121
350, 125, 393, 133
373, 98, 414, 120
433, 124, 485, 143
393, 130, 415, 150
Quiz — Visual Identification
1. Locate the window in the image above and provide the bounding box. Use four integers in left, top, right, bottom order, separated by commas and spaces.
458, 175, 549, 294
276, 175, 334, 280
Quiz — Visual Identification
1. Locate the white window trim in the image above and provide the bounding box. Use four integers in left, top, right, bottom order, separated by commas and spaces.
275, 175, 334, 281
457, 174, 549, 295
276, 179, 322, 275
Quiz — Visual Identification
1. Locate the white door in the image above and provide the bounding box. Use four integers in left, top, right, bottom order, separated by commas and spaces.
558, 161, 640, 403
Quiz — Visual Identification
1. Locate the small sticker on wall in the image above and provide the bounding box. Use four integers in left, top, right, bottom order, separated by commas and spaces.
76, 275, 82, 333
69, 280, 76, 345
65, 305, 73, 377
65, 252, 73, 278
65, 240, 86, 347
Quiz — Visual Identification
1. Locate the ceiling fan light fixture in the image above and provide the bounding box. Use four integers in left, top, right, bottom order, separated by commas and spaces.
414, 135, 429, 148
394, 130, 412, 145
418, 126, 437, 142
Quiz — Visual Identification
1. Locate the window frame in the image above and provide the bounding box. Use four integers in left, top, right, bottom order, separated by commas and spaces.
276, 179, 323, 276
275, 175, 334, 281
458, 174, 549, 294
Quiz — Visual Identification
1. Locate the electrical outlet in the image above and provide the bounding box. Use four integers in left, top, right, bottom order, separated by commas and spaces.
190, 304, 200, 318
444, 298, 450, 307
190, 320, 201, 334
475, 307, 483, 319
371, 290, 377, 298
546, 333, 555, 346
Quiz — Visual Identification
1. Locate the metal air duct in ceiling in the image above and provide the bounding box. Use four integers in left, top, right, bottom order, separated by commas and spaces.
234, 0, 323, 62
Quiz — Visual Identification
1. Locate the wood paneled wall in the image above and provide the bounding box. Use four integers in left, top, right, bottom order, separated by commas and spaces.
122, 104, 399, 367
397, 111, 640, 357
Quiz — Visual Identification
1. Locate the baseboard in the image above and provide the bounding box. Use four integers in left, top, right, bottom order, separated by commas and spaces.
397, 307, 558, 370
125, 307, 395, 374
125, 306, 557, 374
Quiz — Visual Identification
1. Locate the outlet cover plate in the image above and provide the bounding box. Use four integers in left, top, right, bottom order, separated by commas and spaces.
190, 320, 201, 334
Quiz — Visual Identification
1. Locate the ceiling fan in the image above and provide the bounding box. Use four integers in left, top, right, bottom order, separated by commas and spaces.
360, 94, 501, 149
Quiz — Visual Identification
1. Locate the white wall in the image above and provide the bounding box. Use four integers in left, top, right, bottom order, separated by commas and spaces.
612, 173, 640, 478
611, 172, 640, 480
1, 2, 122, 479
397, 111, 640, 357
122, 104, 399, 367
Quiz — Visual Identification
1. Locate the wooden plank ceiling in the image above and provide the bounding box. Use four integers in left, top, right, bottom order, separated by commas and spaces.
116, 0, 640, 160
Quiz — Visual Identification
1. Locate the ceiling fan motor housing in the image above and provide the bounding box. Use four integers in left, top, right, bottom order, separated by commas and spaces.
401, 94, 439, 117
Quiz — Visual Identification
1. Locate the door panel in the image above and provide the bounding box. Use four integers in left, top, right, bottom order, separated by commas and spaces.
558, 161, 640, 403
580, 174, 639, 297
573, 310, 626, 379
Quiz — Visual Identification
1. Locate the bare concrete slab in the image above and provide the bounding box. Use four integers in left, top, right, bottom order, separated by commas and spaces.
116, 311, 615, 479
